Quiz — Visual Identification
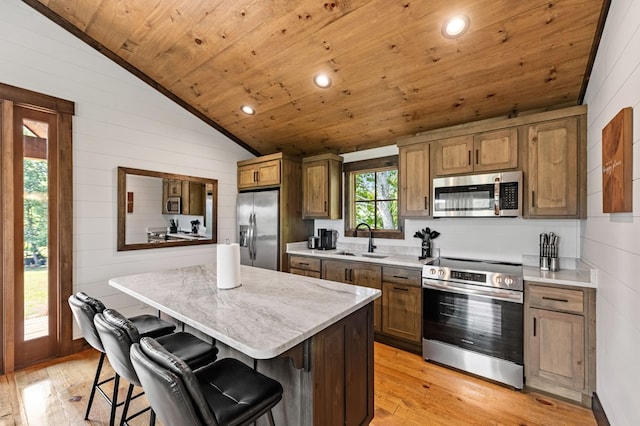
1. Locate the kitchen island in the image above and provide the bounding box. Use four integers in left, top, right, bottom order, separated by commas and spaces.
109, 263, 380, 425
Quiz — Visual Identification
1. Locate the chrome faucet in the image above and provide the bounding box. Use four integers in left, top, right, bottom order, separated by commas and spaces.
355, 223, 376, 253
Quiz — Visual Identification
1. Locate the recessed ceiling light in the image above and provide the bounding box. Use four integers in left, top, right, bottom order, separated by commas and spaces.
314, 74, 332, 88
442, 15, 470, 38
241, 105, 255, 115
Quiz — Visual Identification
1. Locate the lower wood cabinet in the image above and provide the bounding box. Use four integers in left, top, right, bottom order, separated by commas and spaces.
289, 256, 423, 351
381, 267, 421, 343
322, 259, 382, 332
525, 282, 595, 406
289, 255, 321, 278
311, 303, 374, 425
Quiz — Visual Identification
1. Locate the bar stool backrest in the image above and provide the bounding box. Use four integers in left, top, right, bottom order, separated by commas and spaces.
131, 337, 218, 426
68, 293, 105, 353
94, 309, 142, 386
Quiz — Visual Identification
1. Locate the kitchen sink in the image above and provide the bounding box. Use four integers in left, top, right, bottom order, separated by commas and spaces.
361, 253, 387, 259
334, 251, 387, 259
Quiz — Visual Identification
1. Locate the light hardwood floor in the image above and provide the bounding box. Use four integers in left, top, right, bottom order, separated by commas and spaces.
0, 342, 596, 425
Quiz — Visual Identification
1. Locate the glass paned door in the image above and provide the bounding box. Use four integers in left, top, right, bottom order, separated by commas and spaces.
13, 106, 58, 368
23, 118, 49, 340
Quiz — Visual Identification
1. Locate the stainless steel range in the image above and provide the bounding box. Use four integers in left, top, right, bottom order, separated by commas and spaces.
422, 257, 524, 389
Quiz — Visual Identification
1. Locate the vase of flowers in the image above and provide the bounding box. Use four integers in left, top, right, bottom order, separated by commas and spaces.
414, 227, 440, 259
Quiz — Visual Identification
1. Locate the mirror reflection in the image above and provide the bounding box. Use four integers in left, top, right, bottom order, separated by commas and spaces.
117, 167, 218, 251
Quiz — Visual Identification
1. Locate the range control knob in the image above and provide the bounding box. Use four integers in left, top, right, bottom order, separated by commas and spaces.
429, 268, 437, 276
495, 277, 503, 284
438, 270, 445, 277
505, 277, 514, 286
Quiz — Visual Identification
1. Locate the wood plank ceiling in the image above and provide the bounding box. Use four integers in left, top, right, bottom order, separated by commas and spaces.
27, 0, 608, 157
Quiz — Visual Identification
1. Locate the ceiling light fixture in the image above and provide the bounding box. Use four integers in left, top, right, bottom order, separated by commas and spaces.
313, 73, 332, 88
241, 105, 255, 115
442, 15, 470, 38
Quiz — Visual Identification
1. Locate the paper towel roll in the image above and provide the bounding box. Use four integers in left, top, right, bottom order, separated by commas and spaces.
217, 243, 241, 289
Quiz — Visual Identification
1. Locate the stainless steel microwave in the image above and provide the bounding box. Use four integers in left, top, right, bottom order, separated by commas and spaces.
432, 171, 522, 217
166, 196, 181, 214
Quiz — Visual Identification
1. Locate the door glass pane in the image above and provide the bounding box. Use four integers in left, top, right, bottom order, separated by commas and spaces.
23, 119, 49, 341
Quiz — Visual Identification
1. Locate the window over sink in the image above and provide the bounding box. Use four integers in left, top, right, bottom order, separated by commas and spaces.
344, 156, 403, 239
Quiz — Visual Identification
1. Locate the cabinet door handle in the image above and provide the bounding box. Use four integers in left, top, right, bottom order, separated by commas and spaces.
468, 150, 471, 165
475, 149, 479, 165
324, 201, 327, 213
393, 286, 409, 291
392, 275, 408, 279
542, 296, 569, 303
532, 191, 535, 208
299, 262, 309, 266
533, 317, 537, 337
344, 268, 349, 282
349, 268, 354, 282
424, 196, 429, 210
254, 171, 258, 182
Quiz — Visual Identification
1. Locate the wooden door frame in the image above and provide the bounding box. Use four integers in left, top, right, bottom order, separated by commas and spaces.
0, 82, 74, 374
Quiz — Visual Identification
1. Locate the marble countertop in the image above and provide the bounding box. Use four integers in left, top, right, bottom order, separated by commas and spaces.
522, 265, 596, 288
109, 264, 380, 359
287, 242, 434, 269
289, 243, 597, 289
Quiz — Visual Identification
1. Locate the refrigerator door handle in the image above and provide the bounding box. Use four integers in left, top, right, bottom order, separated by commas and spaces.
250, 213, 257, 261
248, 213, 255, 260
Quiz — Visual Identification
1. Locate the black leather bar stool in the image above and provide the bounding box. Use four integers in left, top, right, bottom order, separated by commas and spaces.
94, 308, 219, 426
68, 292, 176, 420
130, 336, 283, 426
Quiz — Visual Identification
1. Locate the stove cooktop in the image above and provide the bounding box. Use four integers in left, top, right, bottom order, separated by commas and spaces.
427, 256, 522, 274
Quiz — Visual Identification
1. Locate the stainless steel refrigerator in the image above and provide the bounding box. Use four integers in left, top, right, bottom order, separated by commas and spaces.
237, 190, 279, 270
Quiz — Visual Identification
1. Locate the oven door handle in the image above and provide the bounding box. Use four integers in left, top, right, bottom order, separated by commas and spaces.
422, 279, 523, 304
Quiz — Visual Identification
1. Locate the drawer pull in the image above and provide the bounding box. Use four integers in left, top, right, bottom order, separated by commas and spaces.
393, 286, 409, 291
392, 275, 408, 279
298, 262, 309, 266
542, 296, 569, 303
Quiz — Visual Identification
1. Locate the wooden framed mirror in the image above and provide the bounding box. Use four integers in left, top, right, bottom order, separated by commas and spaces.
117, 167, 218, 251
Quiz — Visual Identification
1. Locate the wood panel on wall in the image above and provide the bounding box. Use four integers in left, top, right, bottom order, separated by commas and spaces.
601, 106, 633, 213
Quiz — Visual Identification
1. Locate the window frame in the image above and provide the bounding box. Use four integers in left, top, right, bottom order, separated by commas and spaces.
343, 155, 404, 240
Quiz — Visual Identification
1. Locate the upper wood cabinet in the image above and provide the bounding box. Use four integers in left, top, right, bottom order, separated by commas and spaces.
181, 181, 205, 216
474, 128, 518, 172
433, 128, 517, 176
433, 135, 474, 176
399, 143, 430, 217
165, 179, 182, 196
237, 156, 281, 190
302, 153, 343, 219
398, 105, 586, 219
525, 116, 581, 218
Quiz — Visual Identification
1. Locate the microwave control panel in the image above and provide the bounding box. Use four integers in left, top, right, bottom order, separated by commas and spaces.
500, 182, 519, 209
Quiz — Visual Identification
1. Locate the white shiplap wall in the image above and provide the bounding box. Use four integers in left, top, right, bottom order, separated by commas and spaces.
582, 0, 640, 424
0, 1, 254, 337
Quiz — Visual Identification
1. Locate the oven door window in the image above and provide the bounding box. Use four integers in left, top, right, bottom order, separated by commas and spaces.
423, 288, 523, 364
433, 183, 494, 212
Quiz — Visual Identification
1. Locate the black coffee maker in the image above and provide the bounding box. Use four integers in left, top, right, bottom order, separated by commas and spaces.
317, 228, 337, 250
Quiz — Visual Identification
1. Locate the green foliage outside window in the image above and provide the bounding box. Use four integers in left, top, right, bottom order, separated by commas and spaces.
24, 158, 48, 264
354, 169, 398, 229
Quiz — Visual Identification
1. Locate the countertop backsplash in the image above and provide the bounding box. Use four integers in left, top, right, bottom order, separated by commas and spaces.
312, 217, 581, 264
